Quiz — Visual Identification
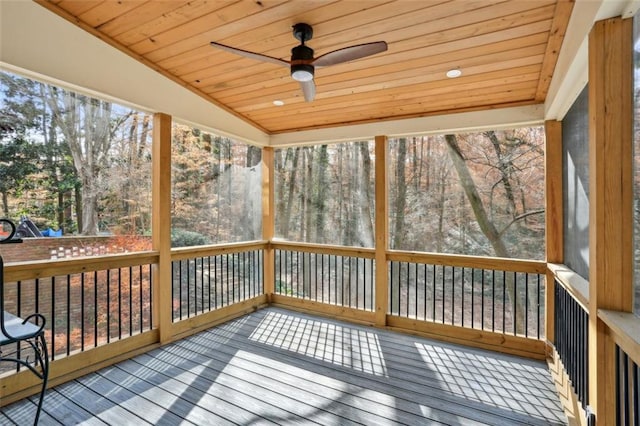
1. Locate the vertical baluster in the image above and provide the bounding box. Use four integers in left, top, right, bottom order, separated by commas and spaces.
525, 273, 529, 338
390, 261, 395, 315
94, 271, 98, 348
432, 264, 436, 322
421, 263, 426, 320
148, 264, 153, 330
348, 256, 352, 308
81, 273, 85, 351
198, 257, 203, 312
623, 347, 630, 424
67, 274, 71, 355
334, 254, 339, 305
461, 267, 465, 327
227, 253, 231, 306
178, 261, 183, 320
617, 345, 622, 425
451, 267, 455, 326
441, 265, 445, 324
633, 360, 638, 426
138, 265, 143, 333
471, 269, 475, 329
129, 266, 133, 336
321, 253, 325, 303
107, 269, 111, 343
361, 257, 365, 309
491, 270, 495, 332
213, 255, 218, 309
502, 271, 507, 333
357, 256, 361, 309
187, 259, 192, 317
15, 280, 22, 370
414, 262, 418, 319
341, 255, 345, 307
51, 276, 56, 360
118, 268, 122, 339
537, 274, 541, 339
481, 270, 485, 331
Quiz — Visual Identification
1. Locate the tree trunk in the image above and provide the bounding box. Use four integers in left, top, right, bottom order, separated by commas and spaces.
358, 142, 374, 247
314, 145, 328, 244
393, 138, 407, 249
46, 88, 118, 235
2, 192, 8, 217
485, 130, 517, 216
282, 147, 300, 239
445, 134, 525, 334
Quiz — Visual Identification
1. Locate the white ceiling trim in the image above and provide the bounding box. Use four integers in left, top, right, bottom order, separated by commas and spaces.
269, 105, 545, 147
545, 0, 636, 121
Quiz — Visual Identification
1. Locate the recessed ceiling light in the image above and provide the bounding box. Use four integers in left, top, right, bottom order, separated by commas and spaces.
273, 100, 285, 106
446, 69, 462, 78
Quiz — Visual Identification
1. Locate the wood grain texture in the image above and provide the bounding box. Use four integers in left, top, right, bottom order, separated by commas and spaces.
152, 113, 173, 344
35, 0, 571, 134
588, 16, 634, 425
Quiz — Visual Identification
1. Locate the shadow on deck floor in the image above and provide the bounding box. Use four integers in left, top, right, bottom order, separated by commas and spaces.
2, 307, 566, 425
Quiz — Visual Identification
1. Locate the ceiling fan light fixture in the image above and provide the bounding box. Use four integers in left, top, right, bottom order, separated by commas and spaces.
291, 63, 314, 82
446, 68, 462, 78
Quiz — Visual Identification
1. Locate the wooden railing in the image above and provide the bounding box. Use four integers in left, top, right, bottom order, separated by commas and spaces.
272, 241, 375, 311
547, 264, 592, 425
554, 278, 590, 412
1, 242, 268, 405
388, 252, 546, 339
2, 252, 157, 362
7, 240, 637, 420
599, 310, 640, 425
171, 242, 265, 322
270, 243, 547, 357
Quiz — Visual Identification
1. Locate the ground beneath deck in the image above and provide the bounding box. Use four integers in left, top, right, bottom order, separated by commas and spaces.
2, 307, 566, 425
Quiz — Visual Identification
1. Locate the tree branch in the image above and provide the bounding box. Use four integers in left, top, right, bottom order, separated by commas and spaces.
497, 209, 545, 238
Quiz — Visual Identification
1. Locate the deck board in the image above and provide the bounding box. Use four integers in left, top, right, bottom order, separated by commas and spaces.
3, 307, 567, 425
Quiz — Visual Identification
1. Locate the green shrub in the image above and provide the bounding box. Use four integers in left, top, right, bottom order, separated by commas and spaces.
171, 228, 211, 247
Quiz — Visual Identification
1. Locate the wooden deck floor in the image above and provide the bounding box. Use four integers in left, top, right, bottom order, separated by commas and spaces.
2, 307, 567, 425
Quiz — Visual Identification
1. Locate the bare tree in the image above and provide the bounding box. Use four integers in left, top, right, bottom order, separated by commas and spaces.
46, 88, 128, 235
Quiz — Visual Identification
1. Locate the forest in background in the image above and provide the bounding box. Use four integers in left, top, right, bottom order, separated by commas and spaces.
1, 70, 545, 261
275, 128, 546, 260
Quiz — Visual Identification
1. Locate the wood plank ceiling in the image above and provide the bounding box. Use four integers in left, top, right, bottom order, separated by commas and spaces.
36, 0, 573, 135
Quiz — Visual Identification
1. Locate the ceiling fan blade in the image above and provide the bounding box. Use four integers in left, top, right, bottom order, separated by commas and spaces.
299, 79, 315, 102
210, 41, 289, 67
312, 41, 388, 67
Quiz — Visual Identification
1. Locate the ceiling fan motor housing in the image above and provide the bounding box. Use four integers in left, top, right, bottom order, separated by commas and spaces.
290, 44, 315, 81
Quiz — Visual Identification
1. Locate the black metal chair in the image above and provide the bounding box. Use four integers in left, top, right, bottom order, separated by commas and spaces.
0, 219, 49, 425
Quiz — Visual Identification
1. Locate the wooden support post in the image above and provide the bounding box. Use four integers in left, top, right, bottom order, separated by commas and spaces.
262, 147, 275, 301
374, 135, 389, 326
152, 113, 173, 344
545, 119, 563, 345
588, 16, 633, 425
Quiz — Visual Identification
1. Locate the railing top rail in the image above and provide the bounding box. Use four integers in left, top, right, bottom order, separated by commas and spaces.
548, 263, 589, 309
598, 309, 640, 366
270, 240, 376, 258
387, 250, 546, 274
3, 251, 159, 282
170, 240, 268, 261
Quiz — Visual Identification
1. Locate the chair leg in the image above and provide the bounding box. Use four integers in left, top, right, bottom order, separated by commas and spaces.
32, 333, 49, 426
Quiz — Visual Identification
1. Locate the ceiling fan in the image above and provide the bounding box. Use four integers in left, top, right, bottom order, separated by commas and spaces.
210, 23, 387, 102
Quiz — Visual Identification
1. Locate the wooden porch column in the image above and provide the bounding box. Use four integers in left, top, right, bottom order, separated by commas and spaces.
262, 147, 275, 301
152, 113, 173, 344
374, 135, 389, 326
545, 119, 563, 344
588, 16, 633, 424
